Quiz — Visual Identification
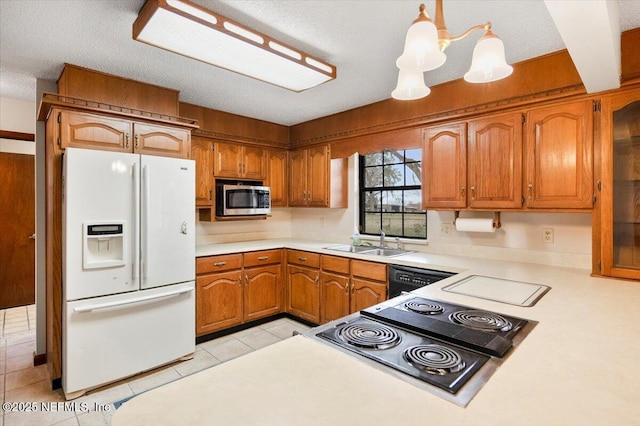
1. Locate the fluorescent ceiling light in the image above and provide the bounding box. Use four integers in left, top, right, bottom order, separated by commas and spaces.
133, 0, 336, 92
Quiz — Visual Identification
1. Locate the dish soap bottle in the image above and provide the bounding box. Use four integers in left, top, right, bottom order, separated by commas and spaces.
352, 230, 361, 246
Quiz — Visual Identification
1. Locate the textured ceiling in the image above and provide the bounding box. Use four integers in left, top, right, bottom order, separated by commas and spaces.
1, 0, 639, 126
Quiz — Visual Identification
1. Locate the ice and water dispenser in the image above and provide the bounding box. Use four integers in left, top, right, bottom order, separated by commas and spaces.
82, 222, 125, 269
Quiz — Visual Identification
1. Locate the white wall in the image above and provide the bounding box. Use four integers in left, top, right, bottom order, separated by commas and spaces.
0, 97, 36, 154
196, 154, 593, 269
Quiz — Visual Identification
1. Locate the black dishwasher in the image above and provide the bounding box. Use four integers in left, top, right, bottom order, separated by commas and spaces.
388, 264, 455, 298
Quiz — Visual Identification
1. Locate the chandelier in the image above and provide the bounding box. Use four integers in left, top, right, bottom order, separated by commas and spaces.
392, 1, 513, 100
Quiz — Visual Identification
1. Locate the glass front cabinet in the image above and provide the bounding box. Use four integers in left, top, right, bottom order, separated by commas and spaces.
596, 87, 640, 280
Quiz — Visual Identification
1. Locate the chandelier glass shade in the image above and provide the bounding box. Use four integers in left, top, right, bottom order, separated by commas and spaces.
393, 1, 513, 100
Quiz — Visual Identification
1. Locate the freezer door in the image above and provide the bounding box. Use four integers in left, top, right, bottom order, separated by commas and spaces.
140, 155, 195, 289
63, 148, 139, 301
63, 282, 195, 397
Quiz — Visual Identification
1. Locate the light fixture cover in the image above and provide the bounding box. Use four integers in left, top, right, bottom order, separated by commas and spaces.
464, 35, 513, 83
396, 20, 446, 72
392, 69, 431, 100
133, 0, 336, 92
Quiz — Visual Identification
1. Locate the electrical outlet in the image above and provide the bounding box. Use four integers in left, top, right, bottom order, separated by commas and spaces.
542, 227, 554, 244
440, 223, 452, 237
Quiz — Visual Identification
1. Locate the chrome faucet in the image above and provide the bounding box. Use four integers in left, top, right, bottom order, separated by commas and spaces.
379, 229, 385, 248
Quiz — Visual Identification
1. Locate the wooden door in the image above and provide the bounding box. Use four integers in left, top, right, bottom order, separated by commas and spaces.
196, 270, 243, 336
214, 142, 242, 178
0, 153, 35, 309
320, 272, 350, 324
422, 123, 467, 209
133, 122, 190, 158
191, 137, 214, 207
242, 146, 266, 180
286, 265, 320, 323
58, 109, 131, 152
525, 100, 593, 209
288, 149, 308, 206
267, 149, 288, 206
306, 145, 329, 207
468, 112, 524, 209
244, 264, 282, 321
350, 278, 386, 313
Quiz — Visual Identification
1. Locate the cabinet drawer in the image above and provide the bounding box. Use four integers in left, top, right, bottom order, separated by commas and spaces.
287, 250, 320, 268
196, 254, 243, 274
244, 249, 282, 267
351, 260, 387, 282
321, 255, 350, 275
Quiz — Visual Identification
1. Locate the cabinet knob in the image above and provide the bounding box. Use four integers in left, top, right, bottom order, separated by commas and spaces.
470, 186, 475, 200
125, 133, 130, 149
460, 186, 465, 196
134, 134, 139, 149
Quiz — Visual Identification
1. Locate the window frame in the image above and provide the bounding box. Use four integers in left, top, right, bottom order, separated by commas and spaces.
358, 149, 427, 240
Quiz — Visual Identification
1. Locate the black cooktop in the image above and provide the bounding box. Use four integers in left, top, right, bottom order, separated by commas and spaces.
316, 316, 489, 394
361, 297, 529, 358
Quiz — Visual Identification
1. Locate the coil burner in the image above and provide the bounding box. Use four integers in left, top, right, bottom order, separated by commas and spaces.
403, 344, 466, 375
404, 300, 445, 315
449, 310, 513, 332
338, 320, 402, 350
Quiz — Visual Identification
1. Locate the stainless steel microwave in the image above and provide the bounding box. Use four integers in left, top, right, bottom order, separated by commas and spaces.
215, 182, 271, 216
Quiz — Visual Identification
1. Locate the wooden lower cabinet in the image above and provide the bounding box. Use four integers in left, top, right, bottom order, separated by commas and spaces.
196, 250, 283, 336
287, 264, 320, 323
350, 278, 387, 312
244, 264, 282, 321
196, 269, 243, 336
320, 272, 350, 323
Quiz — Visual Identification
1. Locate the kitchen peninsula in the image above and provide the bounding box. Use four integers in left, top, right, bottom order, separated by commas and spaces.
113, 239, 640, 426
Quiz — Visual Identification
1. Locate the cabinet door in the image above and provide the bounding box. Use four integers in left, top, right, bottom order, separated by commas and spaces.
422, 123, 467, 209
320, 272, 350, 324
288, 149, 308, 206
59, 109, 132, 152
468, 112, 523, 209
350, 278, 387, 312
307, 145, 330, 207
525, 101, 593, 209
196, 270, 242, 336
599, 89, 640, 280
287, 265, 320, 323
242, 146, 266, 180
244, 264, 282, 322
267, 149, 288, 207
214, 142, 243, 178
191, 137, 214, 207
133, 122, 191, 158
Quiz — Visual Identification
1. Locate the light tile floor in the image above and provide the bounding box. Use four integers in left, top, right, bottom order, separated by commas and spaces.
0, 305, 311, 426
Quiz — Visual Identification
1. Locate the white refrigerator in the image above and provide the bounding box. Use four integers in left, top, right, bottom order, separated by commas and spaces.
62, 147, 195, 399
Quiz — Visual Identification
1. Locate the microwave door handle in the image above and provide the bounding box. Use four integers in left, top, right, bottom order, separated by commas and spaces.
132, 162, 140, 283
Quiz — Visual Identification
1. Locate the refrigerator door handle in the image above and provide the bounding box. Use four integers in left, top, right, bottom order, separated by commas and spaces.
142, 164, 150, 279
73, 287, 193, 313
133, 162, 140, 282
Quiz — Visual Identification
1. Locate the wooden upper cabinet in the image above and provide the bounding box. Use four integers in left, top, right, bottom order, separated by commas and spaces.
191, 137, 214, 207
133, 122, 190, 158
56, 109, 191, 159
214, 142, 266, 180
267, 149, 288, 207
58, 109, 132, 152
306, 145, 330, 207
288, 149, 308, 206
467, 112, 524, 209
525, 100, 594, 209
422, 123, 468, 209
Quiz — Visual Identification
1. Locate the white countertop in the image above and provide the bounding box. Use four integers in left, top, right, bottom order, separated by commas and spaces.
114, 239, 640, 425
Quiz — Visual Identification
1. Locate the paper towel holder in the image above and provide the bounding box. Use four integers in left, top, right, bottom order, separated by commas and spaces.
454, 211, 502, 229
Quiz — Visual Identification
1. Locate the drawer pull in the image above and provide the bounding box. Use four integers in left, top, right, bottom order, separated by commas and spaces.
213, 261, 227, 267
298, 256, 307, 262
258, 256, 269, 261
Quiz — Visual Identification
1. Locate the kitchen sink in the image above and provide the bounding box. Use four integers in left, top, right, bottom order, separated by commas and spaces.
324, 245, 412, 257
324, 244, 377, 253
